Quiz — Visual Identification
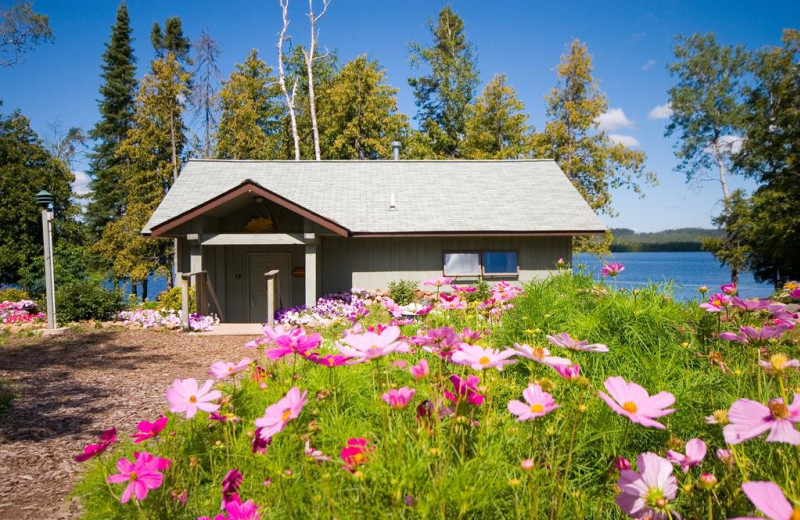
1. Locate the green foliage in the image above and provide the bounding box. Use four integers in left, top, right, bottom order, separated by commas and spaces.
215, 49, 282, 159
55, 279, 125, 322
17, 242, 90, 297
465, 278, 491, 303
151, 17, 191, 64
0, 109, 80, 284
388, 279, 417, 305
74, 273, 799, 518
408, 6, 479, 158
85, 1, 137, 240
319, 55, 409, 159
462, 74, 533, 159
156, 286, 195, 313
0, 379, 14, 417
0, 286, 29, 302
0, 0, 53, 67
611, 227, 725, 252
534, 40, 655, 219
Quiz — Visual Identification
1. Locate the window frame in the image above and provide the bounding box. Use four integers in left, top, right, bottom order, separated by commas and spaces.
442, 249, 519, 278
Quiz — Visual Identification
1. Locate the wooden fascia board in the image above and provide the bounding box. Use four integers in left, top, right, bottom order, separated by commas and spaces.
348, 230, 607, 238
148, 182, 350, 238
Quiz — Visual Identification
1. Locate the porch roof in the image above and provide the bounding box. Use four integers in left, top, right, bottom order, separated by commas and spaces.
143, 159, 606, 237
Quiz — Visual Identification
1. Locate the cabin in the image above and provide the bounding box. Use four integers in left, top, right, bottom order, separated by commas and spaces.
142, 158, 606, 323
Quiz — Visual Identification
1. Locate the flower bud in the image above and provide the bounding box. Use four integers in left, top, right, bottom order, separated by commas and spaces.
614, 457, 631, 471
521, 458, 534, 472
698, 473, 717, 490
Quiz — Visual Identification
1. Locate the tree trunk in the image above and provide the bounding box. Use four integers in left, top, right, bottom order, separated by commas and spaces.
142, 278, 148, 301
304, 0, 329, 161
278, 0, 301, 160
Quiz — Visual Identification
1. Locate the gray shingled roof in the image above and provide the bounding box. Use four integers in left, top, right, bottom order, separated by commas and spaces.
143, 159, 606, 235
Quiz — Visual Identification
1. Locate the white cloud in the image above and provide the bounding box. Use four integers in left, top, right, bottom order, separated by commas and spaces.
71, 170, 91, 196
608, 134, 640, 148
648, 103, 673, 119
641, 59, 656, 71
705, 135, 744, 155
595, 108, 634, 132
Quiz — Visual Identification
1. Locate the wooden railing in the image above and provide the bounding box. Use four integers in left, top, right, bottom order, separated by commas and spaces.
265, 270, 281, 327
180, 270, 223, 329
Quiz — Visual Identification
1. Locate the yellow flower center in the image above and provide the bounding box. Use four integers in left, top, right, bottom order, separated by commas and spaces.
369, 345, 378, 350
353, 453, 364, 462
712, 410, 729, 425
281, 409, 292, 422
770, 354, 788, 371
789, 509, 800, 520
189, 395, 197, 404
129, 471, 138, 481
622, 401, 638, 414
530, 404, 544, 413
228, 367, 234, 372
479, 356, 490, 365
327, 358, 335, 366
769, 401, 789, 420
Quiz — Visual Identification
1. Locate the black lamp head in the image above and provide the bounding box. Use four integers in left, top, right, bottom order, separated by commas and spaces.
35, 189, 55, 208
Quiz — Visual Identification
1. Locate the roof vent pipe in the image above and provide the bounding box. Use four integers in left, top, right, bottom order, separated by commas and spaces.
388, 193, 397, 211
391, 141, 401, 161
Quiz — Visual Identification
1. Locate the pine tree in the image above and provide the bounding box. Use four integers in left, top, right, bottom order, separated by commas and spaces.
318, 55, 408, 159
85, 1, 137, 239
463, 74, 532, 159
534, 40, 655, 253
93, 54, 189, 298
215, 49, 282, 159
408, 6, 479, 158
192, 30, 221, 158
151, 17, 191, 64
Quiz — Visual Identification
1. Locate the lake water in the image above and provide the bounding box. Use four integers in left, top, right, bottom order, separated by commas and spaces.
574, 251, 775, 301
124, 252, 776, 304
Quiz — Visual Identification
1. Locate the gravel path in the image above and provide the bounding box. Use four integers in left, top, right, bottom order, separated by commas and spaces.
0, 329, 253, 520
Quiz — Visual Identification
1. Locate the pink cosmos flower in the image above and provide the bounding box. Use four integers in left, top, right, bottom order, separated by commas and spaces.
131, 416, 168, 444
424, 277, 452, 287
598, 376, 676, 429
759, 354, 800, 374
507, 384, 559, 421
338, 325, 410, 362
546, 332, 609, 352
452, 284, 477, 294
719, 323, 791, 344
616, 452, 678, 520
107, 451, 169, 504
251, 428, 271, 454
221, 468, 243, 510
226, 499, 260, 520
304, 438, 332, 463
700, 293, 730, 312
791, 288, 800, 300
731, 297, 771, 312
381, 298, 403, 319
409, 359, 429, 379
254, 387, 308, 441
731, 481, 800, 520
208, 359, 252, 380
666, 438, 707, 472
166, 378, 222, 419
439, 296, 466, 310
381, 387, 416, 409
512, 343, 572, 367
552, 363, 581, 380
451, 344, 517, 371
768, 303, 799, 327
459, 327, 483, 344
341, 438, 374, 472
716, 448, 733, 465
722, 394, 800, 445
413, 327, 461, 360
303, 352, 352, 367
265, 332, 322, 360
601, 262, 625, 277
444, 374, 484, 406
75, 427, 116, 462
721, 282, 737, 295
244, 324, 302, 349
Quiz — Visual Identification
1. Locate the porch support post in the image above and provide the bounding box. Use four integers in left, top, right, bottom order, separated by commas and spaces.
304, 231, 317, 306
189, 245, 203, 313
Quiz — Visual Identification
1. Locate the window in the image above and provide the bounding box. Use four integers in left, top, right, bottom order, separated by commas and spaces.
443, 251, 518, 277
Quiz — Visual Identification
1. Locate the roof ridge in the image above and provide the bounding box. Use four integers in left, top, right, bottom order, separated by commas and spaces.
185, 158, 557, 163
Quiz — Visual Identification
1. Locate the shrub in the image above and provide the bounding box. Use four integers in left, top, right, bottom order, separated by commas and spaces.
156, 286, 196, 313
0, 285, 30, 302
55, 280, 126, 322
388, 279, 417, 305
465, 278, 492, 302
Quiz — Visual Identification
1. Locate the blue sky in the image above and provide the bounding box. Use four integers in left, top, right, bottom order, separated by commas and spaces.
2, 0, 798, 231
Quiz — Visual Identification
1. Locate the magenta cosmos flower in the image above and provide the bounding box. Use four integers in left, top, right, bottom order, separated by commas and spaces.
166, 378, 222, 419
338, 325, 409, 362
254, 387, 308, 441
721, 282, 737, 295
666, 438, 706, 472
700, 293, 731, 312
75, 427, 117, 462
107, 451, 169, 504
451, 344, 517, 371
598, 377, 676, 429
732, 481, 800, 520
131, 415, 168, 444
601, 262, 625, 277
265, 332, 322, 360
512, 343, 572, 367
546, 332, 609, 353
507, 384, 559, 421
208, 358, 252, 380
616, 452, 678, 520
722, 394, 800, 445
221, 468, 243, 510
303, 352, 352, 367
444, 374, 484, 406
341, 438, 374, 472
731, 297, 771, 312
719, 323, 791, 344
552, 363, 581, 380
409, 359, 429, 379
381, 387, 416, 409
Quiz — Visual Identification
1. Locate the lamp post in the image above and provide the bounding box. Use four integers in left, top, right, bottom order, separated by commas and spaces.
35, 190, 57, 329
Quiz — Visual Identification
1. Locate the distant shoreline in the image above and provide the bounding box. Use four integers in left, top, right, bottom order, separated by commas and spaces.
610, 227, 723, 253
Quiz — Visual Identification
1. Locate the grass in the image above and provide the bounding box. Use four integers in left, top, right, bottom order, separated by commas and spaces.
73, 272, 800, 519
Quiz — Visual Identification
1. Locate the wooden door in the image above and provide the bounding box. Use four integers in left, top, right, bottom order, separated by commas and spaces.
248, 253, 292, 323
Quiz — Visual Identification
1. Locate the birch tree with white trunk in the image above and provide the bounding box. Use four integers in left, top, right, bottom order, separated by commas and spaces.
277, 0, 301, 160
303, 0, 330, 161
